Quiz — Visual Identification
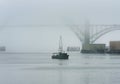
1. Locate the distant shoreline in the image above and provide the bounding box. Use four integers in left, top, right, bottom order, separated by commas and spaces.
0, 52, 53, 54
0, 52, 80, 54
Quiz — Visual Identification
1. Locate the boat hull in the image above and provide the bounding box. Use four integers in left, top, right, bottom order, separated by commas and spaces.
52, 53, 69, 59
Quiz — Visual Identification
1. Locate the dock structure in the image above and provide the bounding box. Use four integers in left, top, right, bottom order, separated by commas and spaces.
109, 41, 120, 53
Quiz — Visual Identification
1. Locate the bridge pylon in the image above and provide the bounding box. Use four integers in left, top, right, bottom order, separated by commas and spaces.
71, 23, 120, 53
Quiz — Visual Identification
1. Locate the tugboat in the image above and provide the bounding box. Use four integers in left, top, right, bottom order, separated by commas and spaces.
52, 36, 69, 59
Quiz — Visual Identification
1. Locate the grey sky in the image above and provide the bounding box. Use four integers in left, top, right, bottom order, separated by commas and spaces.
0, 0, 120, 52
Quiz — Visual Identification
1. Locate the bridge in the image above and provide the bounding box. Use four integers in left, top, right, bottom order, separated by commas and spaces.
0, 24, 120, 53
70, 22, 120, 53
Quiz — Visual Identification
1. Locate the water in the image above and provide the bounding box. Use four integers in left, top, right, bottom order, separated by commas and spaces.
0, 53, 120, 84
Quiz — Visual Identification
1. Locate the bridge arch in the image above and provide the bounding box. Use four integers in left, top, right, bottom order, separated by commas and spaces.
71, 25, 120, 44
91, 26, 120, 43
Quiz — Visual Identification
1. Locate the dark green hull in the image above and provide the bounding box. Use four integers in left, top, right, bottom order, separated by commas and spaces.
52, 53, 69, 59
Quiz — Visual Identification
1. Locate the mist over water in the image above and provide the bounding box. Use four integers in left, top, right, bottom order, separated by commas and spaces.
0, 27, 119, 52
0, 0, 120, 84
0, 27, 80, 52
0, 53, 120, 84
0, 0, 120, 52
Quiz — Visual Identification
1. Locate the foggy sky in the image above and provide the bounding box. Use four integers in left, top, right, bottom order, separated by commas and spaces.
0, 0, 120, 52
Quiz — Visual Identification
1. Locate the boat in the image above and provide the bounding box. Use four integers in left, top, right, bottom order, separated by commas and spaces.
52, 52, 69, 59
52, 36, 69, 59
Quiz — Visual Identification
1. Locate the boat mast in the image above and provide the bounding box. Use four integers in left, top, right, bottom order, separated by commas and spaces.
58, 36, 63, 52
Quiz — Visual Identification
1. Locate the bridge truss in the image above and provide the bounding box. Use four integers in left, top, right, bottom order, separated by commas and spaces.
71, 24, 120, 44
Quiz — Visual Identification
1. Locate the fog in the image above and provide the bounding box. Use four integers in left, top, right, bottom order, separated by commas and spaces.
0, 0, 120, 52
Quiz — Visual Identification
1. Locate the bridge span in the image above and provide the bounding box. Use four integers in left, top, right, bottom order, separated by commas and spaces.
71, 23, 120, 53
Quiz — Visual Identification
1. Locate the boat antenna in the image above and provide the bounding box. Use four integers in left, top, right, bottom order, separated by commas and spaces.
59, 36, 63, 52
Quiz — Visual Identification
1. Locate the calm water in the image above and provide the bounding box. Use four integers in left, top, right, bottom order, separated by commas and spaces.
0, 53, 120, 84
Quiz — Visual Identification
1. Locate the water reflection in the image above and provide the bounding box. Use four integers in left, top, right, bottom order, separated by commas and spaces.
56, 60, 102, 84
56, 69, 120, 84
0, 53, 120, 84
57, 60, 68, 66
52, 57, 120, 84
